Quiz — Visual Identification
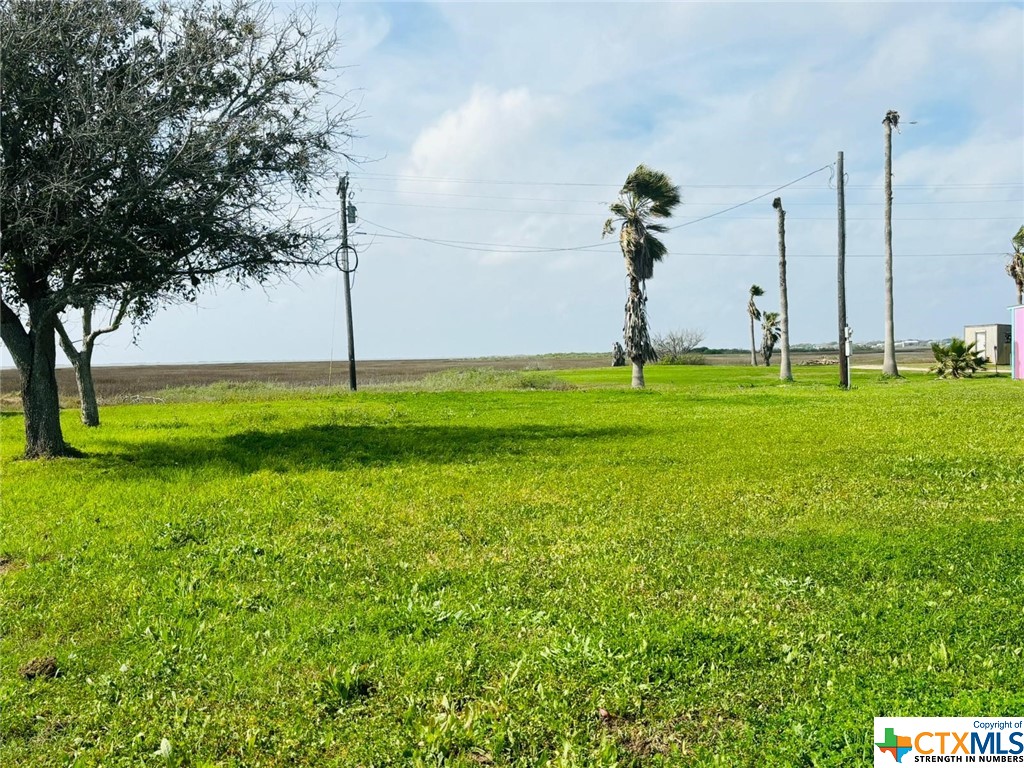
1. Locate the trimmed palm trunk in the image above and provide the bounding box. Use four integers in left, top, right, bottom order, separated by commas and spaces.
624, 275, 654, 388
774, 198, 792, 381
882, 110, 900, 377
749, 314, 758, 366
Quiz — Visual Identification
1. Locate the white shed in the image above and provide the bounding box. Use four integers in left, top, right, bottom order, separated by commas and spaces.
963, 324, 1011, 366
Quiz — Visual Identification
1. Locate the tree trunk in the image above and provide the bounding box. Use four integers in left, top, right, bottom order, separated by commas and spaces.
2, 303, 73, 458
23, 334, 68, 457
776, 199, 793, 381
749, 316, 758, 366
74, 343, 101, 427
56, 322, 101, 427
631, 360, 645, 388
882, 117, 900, 377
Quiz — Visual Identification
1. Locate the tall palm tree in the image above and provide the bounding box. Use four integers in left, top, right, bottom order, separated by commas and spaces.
882, 109, 901, 377
747, 284, 765, 366
1007, 225, 1024, 305
761, 311, 781, 367
603, 164, 681, 388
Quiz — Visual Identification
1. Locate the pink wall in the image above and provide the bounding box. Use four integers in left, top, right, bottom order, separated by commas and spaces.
1015, 306, 1024, 380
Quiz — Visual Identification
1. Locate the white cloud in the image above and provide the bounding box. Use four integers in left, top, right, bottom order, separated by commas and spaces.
403, 87, 557, 184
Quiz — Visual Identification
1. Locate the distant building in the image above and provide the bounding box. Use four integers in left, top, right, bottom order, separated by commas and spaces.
963, 324, 1011, 366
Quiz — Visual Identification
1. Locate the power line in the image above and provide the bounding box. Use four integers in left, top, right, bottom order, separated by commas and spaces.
351, 172, 617, 188
668, 166, 833, 229
353, 186, 610, 205
357, 165, 838, 230
361, 200, 600, 216
355, 163, 1016, 257
357, 215, 611, 253
358, 198, 1023, 219
352, 184, 1024, 207
356, 157, 1011, 257
351, 170, 1023, 191
366, 231, 1001, 260
354, 185, 1024, 208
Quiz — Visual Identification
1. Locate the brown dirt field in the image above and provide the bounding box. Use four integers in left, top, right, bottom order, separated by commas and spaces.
0, 349, 938, 411
0, 354, 609, 408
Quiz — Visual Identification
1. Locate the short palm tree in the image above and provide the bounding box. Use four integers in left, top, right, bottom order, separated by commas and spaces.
931, 338, 986, 379
1007, 225, 1024, 305
761, 311, 781, 367
603, 164, 681, 388
747, 284, 765, 365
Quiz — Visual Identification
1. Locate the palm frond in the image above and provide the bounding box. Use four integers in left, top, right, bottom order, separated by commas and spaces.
644, 235, 668, 264
749, 284, 765, 298
609, 202, 629, 219
1012, 225, 1024, 254
621, 164, 681, 218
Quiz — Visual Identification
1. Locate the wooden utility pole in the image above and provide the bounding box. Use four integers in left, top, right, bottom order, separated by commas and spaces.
837, 151, 850, 390
773, 197, 792, 381
882, 110, 900, 377
338, 173, 357, 391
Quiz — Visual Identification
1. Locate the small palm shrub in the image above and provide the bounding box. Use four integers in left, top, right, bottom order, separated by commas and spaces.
930, 338, 987, 379
761, 312, 781, 367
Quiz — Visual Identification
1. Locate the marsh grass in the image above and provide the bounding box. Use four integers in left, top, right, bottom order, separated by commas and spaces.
1, 366, 1022, 766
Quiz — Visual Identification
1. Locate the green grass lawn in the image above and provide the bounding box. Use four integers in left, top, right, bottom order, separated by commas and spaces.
2, 366, 1022, 766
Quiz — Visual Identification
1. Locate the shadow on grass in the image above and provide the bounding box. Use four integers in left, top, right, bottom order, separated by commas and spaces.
98, 423, 639, 474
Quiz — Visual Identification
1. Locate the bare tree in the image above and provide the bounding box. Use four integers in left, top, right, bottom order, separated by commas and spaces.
881, 110, 901, 377
652, 328, 705, 360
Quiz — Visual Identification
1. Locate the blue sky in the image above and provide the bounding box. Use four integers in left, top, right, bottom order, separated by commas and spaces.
19, 1, 1024, 366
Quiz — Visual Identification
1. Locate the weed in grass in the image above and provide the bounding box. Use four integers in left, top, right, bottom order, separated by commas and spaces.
317, 663, 376, 713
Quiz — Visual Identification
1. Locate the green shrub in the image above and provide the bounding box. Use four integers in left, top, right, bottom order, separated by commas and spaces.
657, 352, 706, 365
